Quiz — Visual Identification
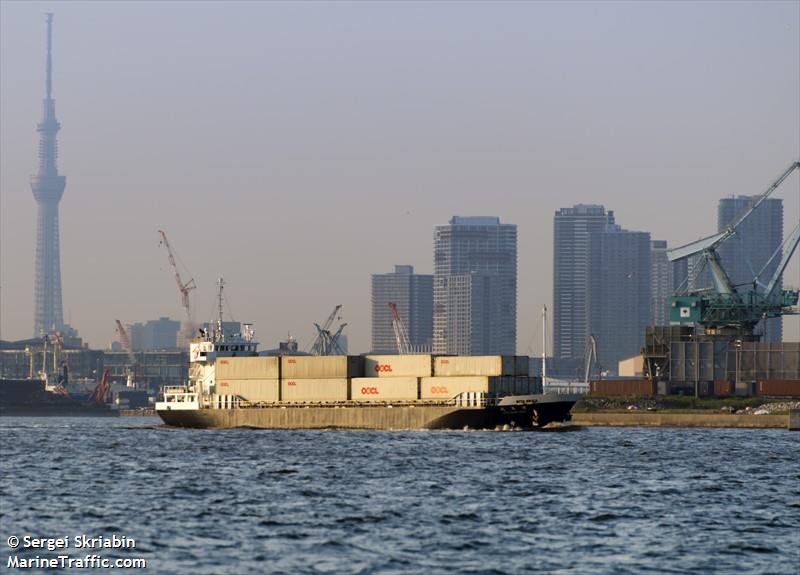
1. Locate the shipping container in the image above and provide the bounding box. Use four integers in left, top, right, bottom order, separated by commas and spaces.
364, 355, 432, 378
433, 356, 516, 377
420, 376, 492, 399
713, 380, 734, 397
280, 356, 364, 379
589, 379, 656, 396
756, 379, 800, 397
515, 356, 531, 376
215, 356, 279, 380
350, 377, 419, 401
216, 379, 280, 403
281, 378, 348, 402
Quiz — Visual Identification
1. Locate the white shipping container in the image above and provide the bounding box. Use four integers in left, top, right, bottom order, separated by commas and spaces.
350, 377, 419, 401
420, 376, 492, 399
433, 356, 515, 377
363, 355, 432, 378
216, 379, 280, 403
215, 356, 280, 380
281, 378, 348, 402
281, 356, 364, 379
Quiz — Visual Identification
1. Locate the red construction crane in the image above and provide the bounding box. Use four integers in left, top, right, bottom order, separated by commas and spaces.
87, 369, 110, 406
158, 230, 196, 344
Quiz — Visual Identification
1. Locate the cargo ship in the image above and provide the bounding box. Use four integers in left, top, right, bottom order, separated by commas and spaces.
156, 283, 576, 430
0, 377, 116, 417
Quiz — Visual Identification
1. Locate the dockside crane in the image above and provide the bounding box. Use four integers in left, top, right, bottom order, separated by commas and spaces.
158, 230, 197, 345
667, 161, 800, 335
309, 305, 347, 355
389, 303, 412, 355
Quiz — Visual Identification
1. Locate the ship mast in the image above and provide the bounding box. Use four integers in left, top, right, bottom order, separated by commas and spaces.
216, 277, 225, 342
542, 305, 547, 388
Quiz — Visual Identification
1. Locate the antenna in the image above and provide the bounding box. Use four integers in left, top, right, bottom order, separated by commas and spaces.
45, 13, 53, 100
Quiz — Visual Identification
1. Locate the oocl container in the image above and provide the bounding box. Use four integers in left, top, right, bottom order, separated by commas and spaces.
281, 378, 348, 402
364, 355, 432, 378
215, 357, 279, 380
419, 376, 493, 399
433, 356, 516, 377
280, 356, 364, 379
216, 379, 279, 403
350, 377, 419, 401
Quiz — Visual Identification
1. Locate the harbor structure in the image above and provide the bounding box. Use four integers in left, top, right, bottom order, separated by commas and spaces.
371, 265, 433, 353
717, 196, 784, 341
31, 14, 66, 337
432, 217, 517, 355
685, 196, 784, 341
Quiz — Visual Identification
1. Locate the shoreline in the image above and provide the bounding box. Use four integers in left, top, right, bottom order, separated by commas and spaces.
571, 411, 795, 429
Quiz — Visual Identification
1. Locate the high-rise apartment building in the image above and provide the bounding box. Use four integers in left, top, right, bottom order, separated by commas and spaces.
651, 240, 672, 326
553, 205, 651, 372
128, 317, 181, 351
718, 196, 783, 341
588, 227, 652, 370
552, 205, 615, 362
433, 217, 517, 355
371, 265, 433, 353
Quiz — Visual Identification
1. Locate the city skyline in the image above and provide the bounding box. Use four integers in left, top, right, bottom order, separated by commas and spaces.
1, 2, 798, 352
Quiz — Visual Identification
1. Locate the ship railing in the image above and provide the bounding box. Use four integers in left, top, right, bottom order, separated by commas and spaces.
448, 392, 488, 407
542, 382, 589, 395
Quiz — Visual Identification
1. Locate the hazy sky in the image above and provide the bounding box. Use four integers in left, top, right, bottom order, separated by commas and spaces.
1, 0, 799, 353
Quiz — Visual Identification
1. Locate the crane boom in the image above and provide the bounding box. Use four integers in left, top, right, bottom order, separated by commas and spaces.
668, 161, 800, 263
389, 303, 412, 355
158, 230, 196, 343
115, 320, 135, 365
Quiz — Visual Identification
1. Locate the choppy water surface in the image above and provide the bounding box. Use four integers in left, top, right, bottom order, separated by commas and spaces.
1, 417, 798, 574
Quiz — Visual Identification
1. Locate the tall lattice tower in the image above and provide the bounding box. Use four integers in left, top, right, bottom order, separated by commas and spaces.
31, 13, 66, 336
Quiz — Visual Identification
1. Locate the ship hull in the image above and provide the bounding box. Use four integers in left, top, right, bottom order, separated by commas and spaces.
157, 395, 577, 430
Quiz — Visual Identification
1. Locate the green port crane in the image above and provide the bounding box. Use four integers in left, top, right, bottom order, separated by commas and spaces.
667, 161, 800, 336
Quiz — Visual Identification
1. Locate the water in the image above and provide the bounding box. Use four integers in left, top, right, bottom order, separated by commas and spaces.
1, 417, 798, 575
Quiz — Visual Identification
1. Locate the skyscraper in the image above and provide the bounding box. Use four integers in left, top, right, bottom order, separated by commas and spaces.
588, 226, 651, 370
433, 217, 517, 355
371, 265, 433, 353
31, 14, 66, 337
650, 240, 672, 326
553, 205, 615, 363
717, 196, 784, 341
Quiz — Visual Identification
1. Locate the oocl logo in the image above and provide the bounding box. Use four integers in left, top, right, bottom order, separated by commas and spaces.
430, 386, 449, 394
374, 364, 393, 373
360, 387, 380, 395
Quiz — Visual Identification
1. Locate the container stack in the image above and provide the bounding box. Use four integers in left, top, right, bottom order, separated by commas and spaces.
350, 355, 432, 402
421, 356, 535, 400
215, 356, 280, 403
279, 356, 364, 402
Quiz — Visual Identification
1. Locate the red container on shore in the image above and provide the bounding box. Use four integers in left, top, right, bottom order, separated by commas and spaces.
590, 379, 655, 396
713, 380, 735, 397
756, 380, 800, 397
